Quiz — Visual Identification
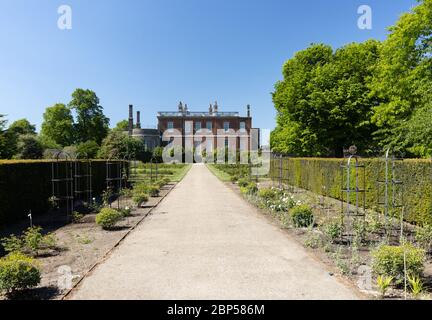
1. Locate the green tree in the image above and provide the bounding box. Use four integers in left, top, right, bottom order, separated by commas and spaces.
271, 41, 381, 156
5, 119, 37, 156
0, 115, 8, 158
113, 120, 129, 132
40, 103, 74, 147
8, 119, 36, 136
15, 134, 44, 159
370, 0, 432, 154
69, 89, 109, 144
75, 140, 100, 159
98, 131, 149, 161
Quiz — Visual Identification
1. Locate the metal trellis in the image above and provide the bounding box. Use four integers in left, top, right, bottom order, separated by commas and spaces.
73, 152, 93, 207
51, 150, 74, 222
340, 148, 366, 242
377, 148, 404, 241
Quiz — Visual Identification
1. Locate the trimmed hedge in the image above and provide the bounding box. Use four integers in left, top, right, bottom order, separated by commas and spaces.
0, 160, 127, 226
270, 158, 432, 225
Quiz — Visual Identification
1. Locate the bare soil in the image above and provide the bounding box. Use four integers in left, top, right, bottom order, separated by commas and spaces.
0, 183, 175, 300
227, 179, 432, 300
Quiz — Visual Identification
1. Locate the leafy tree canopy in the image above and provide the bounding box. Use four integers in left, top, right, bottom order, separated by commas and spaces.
370, 0, 432, 155
8, 119, 36, 136
272, 41, 381, 156
15, 134, 43, 159
113, 120, 129, 132
97, 131, 151, 161
68, 89, 109, 145
40, 103, 74, 148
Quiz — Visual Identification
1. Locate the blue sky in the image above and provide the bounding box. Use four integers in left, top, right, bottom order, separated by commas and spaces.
0, 0, 418, 132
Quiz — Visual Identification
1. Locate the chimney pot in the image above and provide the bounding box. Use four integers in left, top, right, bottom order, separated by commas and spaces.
136, 111, 141, 129
247, 104, 251, 117
128, 104, 134, 135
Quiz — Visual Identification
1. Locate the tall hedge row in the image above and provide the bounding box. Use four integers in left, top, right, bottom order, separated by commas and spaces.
0, 160, 126, 226
270, 158, 432, 225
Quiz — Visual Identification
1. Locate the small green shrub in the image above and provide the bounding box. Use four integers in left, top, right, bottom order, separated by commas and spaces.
240, 182, 258, 195
376, 275, 393, 298
415, 225, 432, 253
102, 188, 113, 206
0, 252, 41, 294
72, 211, 84, 223
1, 235, 23, 253
304, 233, 323, 249
119, 207, 132, 217
352, 218, 368, 245
23, 227, 57, 255
237, 178, 249, 188
1, 227, 56, 256
408, 274, 423, 299
95, 208, 122, 230
291, 205, 314, 228
132, 191, 149, 205
258, 188, 278, 201
120, 188, 133, 197
323, 221, 343, 242
372, 243, 426, 284
230, 175, 239, 183
147, 185, 160, 197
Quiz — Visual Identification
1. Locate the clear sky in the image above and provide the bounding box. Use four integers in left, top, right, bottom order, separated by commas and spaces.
0, 0, 418, 132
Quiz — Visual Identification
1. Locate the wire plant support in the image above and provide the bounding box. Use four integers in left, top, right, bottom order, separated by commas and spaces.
73, 152, 93, 207
340, 146, 366, 242
106, 155, 124, 209
51, 150, 74, 223
377, 148, 405, 242
150, 156, 159, 182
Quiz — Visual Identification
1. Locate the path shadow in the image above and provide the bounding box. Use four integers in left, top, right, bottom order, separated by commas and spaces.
4, 286, 60, 300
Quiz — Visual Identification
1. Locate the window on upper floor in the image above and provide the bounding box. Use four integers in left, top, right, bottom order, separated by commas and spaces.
167, 121, 174, 131
240, 121, 246, 131
223, 121, 230, 132
206, 121, 212, 131
195, 121, 201, 132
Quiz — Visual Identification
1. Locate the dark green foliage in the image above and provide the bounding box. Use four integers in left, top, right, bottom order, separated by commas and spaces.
372, 244, 425, 284
95, 208, 122, 230
8, 119, 36, 136
75, 140, 100, 159
0, 252, 41, 293
240, 182, 258, 195
0, 160, 127, 226
40, 103, 75, 148
270, 157, 432, 225
98, 130, 151, 161
15, 134, 44, 159
68, 89, 109, 145
271, 0, 432, 157
272, 41, 381, 157
291, 205, 314, 228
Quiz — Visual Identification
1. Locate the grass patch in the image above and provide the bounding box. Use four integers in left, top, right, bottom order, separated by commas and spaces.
169, 164, 192, 182
206, 164, 232, 182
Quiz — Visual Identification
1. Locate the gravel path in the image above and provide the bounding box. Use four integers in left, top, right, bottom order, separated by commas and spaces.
69, 164, 360, 300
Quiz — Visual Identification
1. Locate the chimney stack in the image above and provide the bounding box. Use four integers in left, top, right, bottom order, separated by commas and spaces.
128, 104, 134, 136
247, 104, 251, 117
214, 101, 218, 113
136, 111, 141, 129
